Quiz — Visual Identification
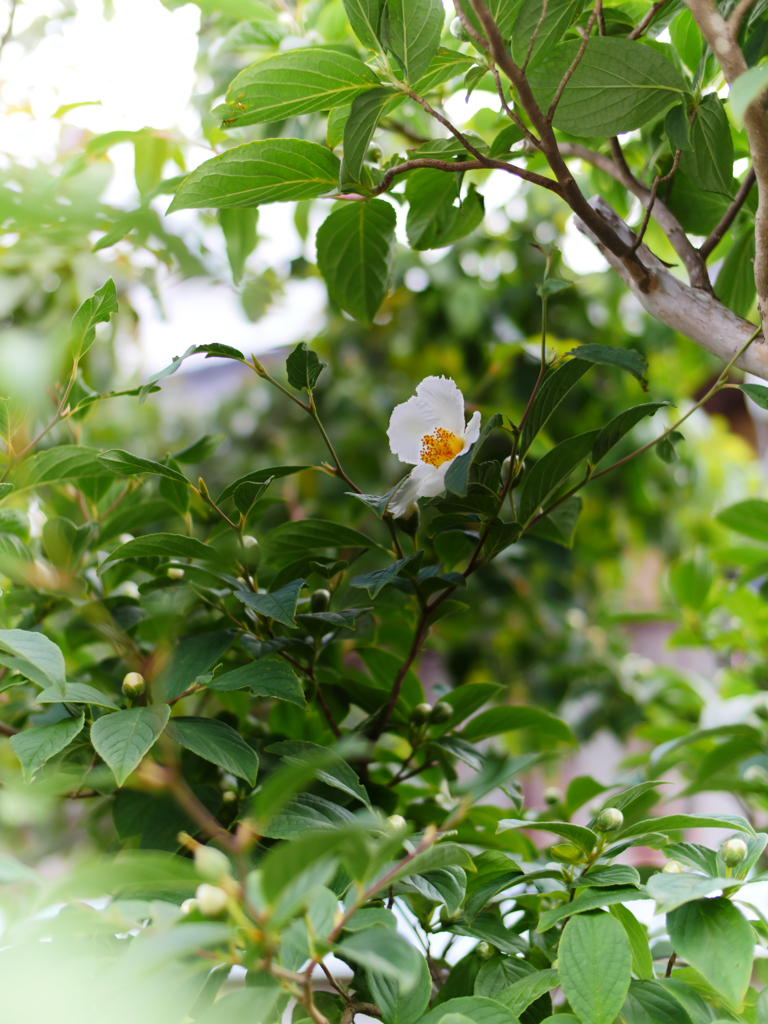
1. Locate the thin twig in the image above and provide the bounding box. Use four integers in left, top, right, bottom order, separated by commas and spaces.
523, 0, 548, 71
628, 0, 671, 38
372, 153, 560, 197
489, 65, 541, 147
728, 0, 759, 36
548, 5, 598, 120
628, 149, 681, 256
699, 167, 756, 258
0, 719, 19, 736
451, 0, 490, 50
665, 951, 677, 977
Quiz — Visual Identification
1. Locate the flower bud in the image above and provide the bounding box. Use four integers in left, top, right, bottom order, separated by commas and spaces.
410, 703, 433, 726
122, 672, 145, 698
662, 860, 684, 873
429, 702, 453, 724
544, 786, 562, 806
194, 844, 232, 882
551, 844, 582, 863
242, 535, 259, 549
476, 941, 494, 959
744, 764, 768, 784
311, 589, 331, 613
595, 807, 624, 833
510, 459, 526, 489
450, 15, 470, 40
167, 566, 185, 580
387, 813, 407, 831
222, 790, 237, 804
721, 837, 748, 867
198, 477, 211, 502
195, 883, 228, 916
181, 898, 198, 915
396, 502, 420, 536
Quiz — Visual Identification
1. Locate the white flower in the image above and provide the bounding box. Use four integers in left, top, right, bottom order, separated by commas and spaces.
386, 376, 481, 518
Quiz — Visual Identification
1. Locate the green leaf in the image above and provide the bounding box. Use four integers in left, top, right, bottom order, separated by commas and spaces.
618, 980, 696, 1024
444, 413, 503, 497
207, 658, 306, 708
619, 814, 756, 839
165, 716, 258, 785
609, 904, 654, 982
538, 886, 641, 932
170, 139, 340, 211
665, 102, 692, 152
217, 465, 311, 504
416, 995, 520, 1024
412, 47, 477, 94
459, 705, 574, 743
12, 446, 105, 491
518, 430, 601, 525
576, 865, 640, 889
456, 0, 525, 39
173, 434, 226, 463
336, 928, 423, 991
497, 969, 559, 1016
489, 123, 525, 157
714, 228, 756, 316
70, 278, 118, 357
36, 682, 118, 709
0, 629, 67, 693
729, 61, 768, 128
529, 37, 687, 137
592, 402, 672, 465
100, 533, 215, 568
262, 519, 383, 562
10, 714, 85, 782
646, 872, 737, 913
449, 916, 527, 956
90, 704, 171, 786
0, 483, 14, 501
267, 740, 372, 808
156, 630, 237, 702
261, 793, 356, 840
386, 0, 444, 84
216, 48, 381, 129
297, 608, 372, 633
342, 87, 396, 184
137, 343, 246, 403
236, 579, 307, 628
97, 448, 190, 484
349, 551, 422, 598
496, 819, 597, 851
405, 171, 485, 251
316, 198, 396, 325
559, 912, 631, 1024
739, 383, 768, 409
512, 0, 582, 70
368, 951, 431, 1024
668, 898, 753, 1009
679, 94, 734, 197
669, 551, 713, 610
285, 343, 327, 394
219, 207, 258, 284
565, 343, 648, 383
234, 476, 273, 517
716, 498, 768, 542
655, 429, 684, 463
528, 494, 582, 548
518, 358, 591, 459
343, 0, 385, 50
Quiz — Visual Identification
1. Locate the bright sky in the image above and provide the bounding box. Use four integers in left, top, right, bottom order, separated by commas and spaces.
0, 0, 605, 379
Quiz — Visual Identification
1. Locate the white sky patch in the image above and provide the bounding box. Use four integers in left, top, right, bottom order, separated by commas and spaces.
561, 216, 610, 274
443, 89, 500, 128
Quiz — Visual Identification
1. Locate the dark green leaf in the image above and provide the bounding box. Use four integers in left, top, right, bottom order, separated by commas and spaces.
267, 740, 371, 808
609, 905, 654, 981
169, 139, 341, 211
456, 0, 526, 39
36, 683, 118, 709
100, 533, 215, 569
0, 628, 67, 693
618, 980, 696, 1024
496, 819, 597, 851
387, 0, 444, 84
261, 793, 356, 839
207, 658, 306, 708
216, 48, 381, 129
519, 358, 591, 458
518, 430, 601, 525
655, 429, 684, 463
219, 207, 258, 284
716, 498, 768, 542
444, 413, 503, 497
349, 551, 422, 597
529, 38, 687, 137
537, 278, 572, 296
592, 402, 672, 465
70, 278, 118, 357
665, 102, 692, 151
336, 929, 423, 990
347, 477, 410, 518
497, 969, 559, 1016
528, 494, 582, 548
680, 95, 734, 197
619, 813, 755, 839
218, 465, 311, 504
97, 449, 190, 484
405, 171, 485, 251
460, 705, 574, 743
342, 87, 396, 183
156, 630, 237, 702
343, 0, 385, 50
668, 898, 753, 1009
559, 912, 631, 1024
236, 579, 307, 628
316, 198, 397, 325
285, 343, 327, 394
565, 343, 648, 383
576, 865, 640, 889
165, 716, 259, 785
91, 704, 171, 786
296, 607, 372, 632
538, 887, 641, 932
714, 228, 756, 316
416, 994, 520, 1024
368, 952, 431, 1024
489, 123, 525, 157
412, 47, 477, 94
512, 0, 582, 70
261, 519, 383, 562
173, 434, 226, 463
10, 714, 85, 782
739, 383, 768, 409
234, 477, 274, 517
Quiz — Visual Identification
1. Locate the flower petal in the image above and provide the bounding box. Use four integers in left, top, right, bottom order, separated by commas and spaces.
414, 376, 465, 437
461, 410, 482, 452
417, 461, 450, 498
388, 463, 432, 517
387, 395, 433, 464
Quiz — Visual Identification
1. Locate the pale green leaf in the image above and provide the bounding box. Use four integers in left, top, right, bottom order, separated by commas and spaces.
10, 714, 85, 781
90, 705, 171, 786
386, 0, 444, 84
559, 912, 631, 1024
668, 897, 753, 1009
0, 629, 67, 693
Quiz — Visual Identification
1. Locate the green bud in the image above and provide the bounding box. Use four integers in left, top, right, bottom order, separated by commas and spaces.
194, 844, 232, 882
450, 15, 470, 40
429, 702, 453, 724
181, 898, 198, 915
311, 589, 331, 612
195, 883, 228, 916
551, 844, 582, 863
387, 813, 407, 831
595, 807, 624, 833
167, 566, 185, 580
440, 906, 461, 925
476, 941, 494, 959
544, 786, 562, 806
396, 502, 420, 536
410, 703, 433, 726
510, 458, 526, 489
222, 790, 237, 804
122, 672, 145, 698
198, 477, 211, 502
242, 535, 259, 550
662, 860, 683, 873
721, 837, 748, 867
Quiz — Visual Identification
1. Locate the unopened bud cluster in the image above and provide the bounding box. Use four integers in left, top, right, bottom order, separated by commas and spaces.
409, 702, 452, 728
595, 807, 623, 833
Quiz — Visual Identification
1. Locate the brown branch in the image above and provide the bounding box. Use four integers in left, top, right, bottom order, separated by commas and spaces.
0, 720, 19, 736
490, 64, 540, 147
372, 154, 560, 198
548, 5, 598, 121
699, 167, 756, 258
165, 762, 239, 855
665, 951, 677, 977
728, 0, 759, 35
450, 0, 490, 51
523, 0, 548, 71
628, 0, 671, 38
628, 149, 681, 256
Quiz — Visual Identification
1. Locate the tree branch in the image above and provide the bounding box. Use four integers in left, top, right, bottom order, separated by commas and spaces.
574, 195, 768, 378
699, 167, 756, 259
628, 148, 681, 256
548, 6, 598, 120
728, 0, 759, 36
450, 0, 491, 51
628, 0, 671, 38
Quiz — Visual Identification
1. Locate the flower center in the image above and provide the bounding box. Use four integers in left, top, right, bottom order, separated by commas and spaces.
420, 427, 463, 468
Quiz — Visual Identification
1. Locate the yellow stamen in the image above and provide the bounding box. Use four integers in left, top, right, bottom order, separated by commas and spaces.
420, 427, 463, 468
